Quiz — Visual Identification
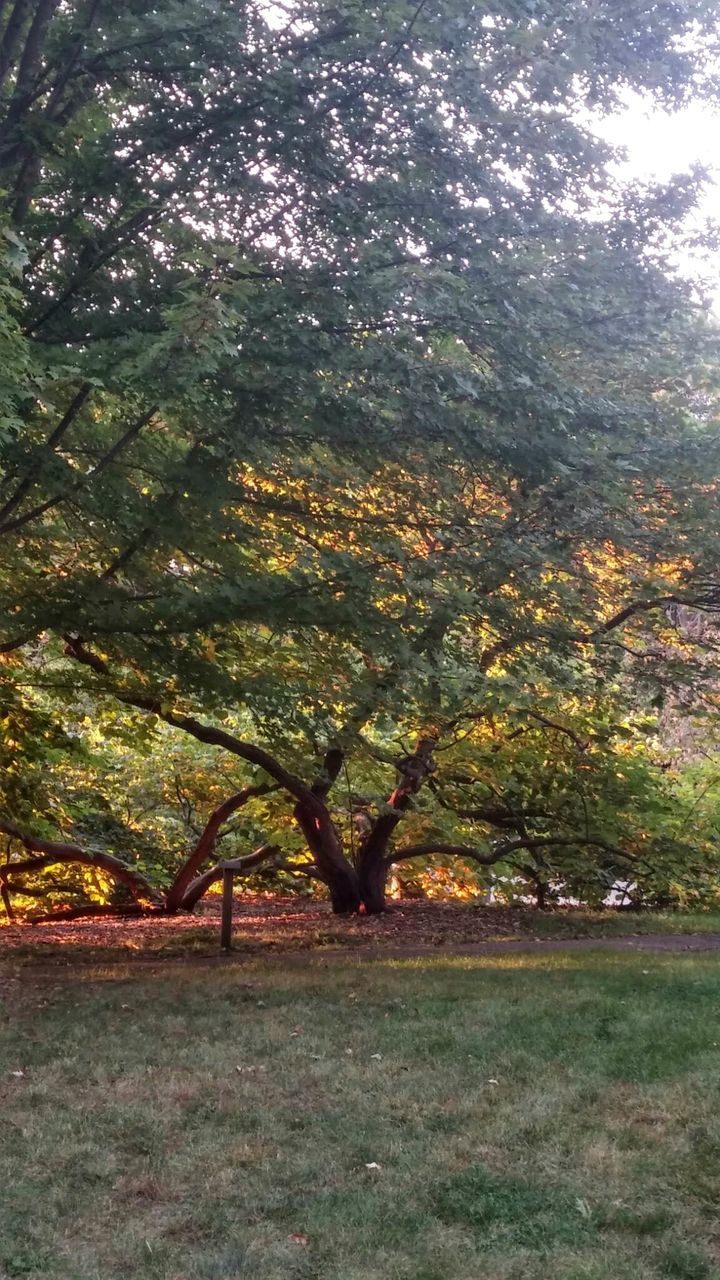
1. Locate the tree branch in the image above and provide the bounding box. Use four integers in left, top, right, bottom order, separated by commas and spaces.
166, 781, 277, 911
179, 843, 280, 911
357, 736, 437, 871
523, 711, 589, 752
0, 382, 93, 528
0, 817, 159, 903
63, 636, 325, 810
27, 902, 157, 923
388, 834, 636, 868
577, 596, 681, 641
0, 406, 158, 536
0, 0, 34, 96
387, 841, 501, 868
428, 778, 546, 828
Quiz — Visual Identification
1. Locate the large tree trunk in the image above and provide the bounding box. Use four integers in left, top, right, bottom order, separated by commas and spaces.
325, 867, 361, 914
357, 847, 388, 914
291, 746, 362, 913
294, 801, 361, 913
356, 736, 438, 913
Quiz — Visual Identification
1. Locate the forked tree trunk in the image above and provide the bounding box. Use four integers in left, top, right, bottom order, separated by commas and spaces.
355, 738, 438, 913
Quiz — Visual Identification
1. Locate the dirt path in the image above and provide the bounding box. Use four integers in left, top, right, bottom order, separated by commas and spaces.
326, 932, 720, 960
4, 933, 720, 985
156, 931, 720, 969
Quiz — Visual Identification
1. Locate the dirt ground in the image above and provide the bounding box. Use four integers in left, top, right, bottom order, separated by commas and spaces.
2, 895, 720, 964
0, 896, 537, 953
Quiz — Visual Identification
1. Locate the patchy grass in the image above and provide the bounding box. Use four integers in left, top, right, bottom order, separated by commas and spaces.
2, 950, 720, 1279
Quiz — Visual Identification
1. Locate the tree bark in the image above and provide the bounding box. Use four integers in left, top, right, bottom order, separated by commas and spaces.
179, 843, 279, 911
0, 877, 16, 920
0, 0, 34, 99
165, 782, 275, 913
357, 736, 437, 913
294, 801, 361, 913
357, 850, 387, 915
0, 818, 160, 904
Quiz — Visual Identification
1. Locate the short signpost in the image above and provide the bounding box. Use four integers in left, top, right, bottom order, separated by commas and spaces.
220, 862, 237, 952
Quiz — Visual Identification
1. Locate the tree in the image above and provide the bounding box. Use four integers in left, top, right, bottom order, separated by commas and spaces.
2, 0, 720, 916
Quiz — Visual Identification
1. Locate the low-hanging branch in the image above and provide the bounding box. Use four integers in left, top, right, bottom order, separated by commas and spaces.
179, 843, 280, 911
63, 635, 325, 812
165, 781, 279, 912
0, 817, 159, 904
26, 903, 154, 924
388, 841, 501, 868
388, 833, 637, 869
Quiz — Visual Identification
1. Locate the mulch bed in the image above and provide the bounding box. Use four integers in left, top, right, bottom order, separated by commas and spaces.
0, 896, 550, 961
2, 898, 720, 974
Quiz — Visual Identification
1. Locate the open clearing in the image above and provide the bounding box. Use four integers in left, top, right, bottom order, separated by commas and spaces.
2, 946, 720, 1279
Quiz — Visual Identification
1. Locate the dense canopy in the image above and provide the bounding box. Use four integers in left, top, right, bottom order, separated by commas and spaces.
2, 0, 720, 919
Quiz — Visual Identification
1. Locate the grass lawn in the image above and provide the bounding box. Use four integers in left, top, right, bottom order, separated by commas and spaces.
525, 909, 720, 939
2, 950, 720, 1280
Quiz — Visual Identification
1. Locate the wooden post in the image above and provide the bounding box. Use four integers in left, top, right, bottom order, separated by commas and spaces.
220, 865, 234, 951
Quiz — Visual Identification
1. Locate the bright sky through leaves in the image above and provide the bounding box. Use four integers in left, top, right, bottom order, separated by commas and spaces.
599, 91, 720, 305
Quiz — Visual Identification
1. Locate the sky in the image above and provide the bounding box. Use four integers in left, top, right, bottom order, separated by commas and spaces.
598, 94, 720, 306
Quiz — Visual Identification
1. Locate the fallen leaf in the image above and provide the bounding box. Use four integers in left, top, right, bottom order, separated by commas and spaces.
289, 1233, 308, 1246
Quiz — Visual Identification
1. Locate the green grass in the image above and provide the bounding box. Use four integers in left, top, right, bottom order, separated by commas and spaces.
2, 950, 720, 1279
523, 908, 720, 939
